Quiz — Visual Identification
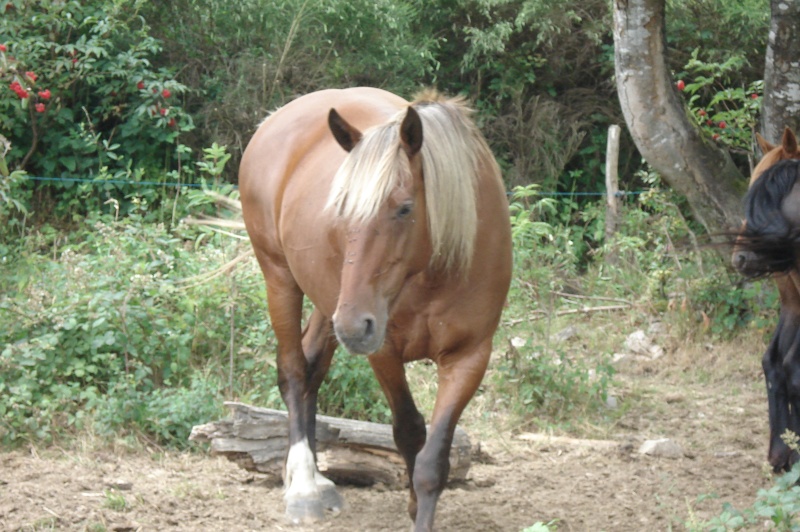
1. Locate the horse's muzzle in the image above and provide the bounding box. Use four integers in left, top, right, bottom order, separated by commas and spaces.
731, 248, 758, 275
332, 310, 386, 355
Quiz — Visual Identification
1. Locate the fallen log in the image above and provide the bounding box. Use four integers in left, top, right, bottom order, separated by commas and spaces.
190, 402, 472, 489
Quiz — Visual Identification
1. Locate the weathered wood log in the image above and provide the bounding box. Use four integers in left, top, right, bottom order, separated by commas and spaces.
189, 402, 472, 489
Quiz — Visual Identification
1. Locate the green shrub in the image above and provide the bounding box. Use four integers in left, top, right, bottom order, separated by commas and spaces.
0, 212, 272, 445
688, 460, 800, 531
319, 351, 391, 424
93, 373, 224, 448
492, 338, 614, 423
1, 0, 193, 218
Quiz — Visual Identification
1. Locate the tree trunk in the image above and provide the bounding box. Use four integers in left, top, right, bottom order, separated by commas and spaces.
761, 0, 800, 144
612, 0, 746, 235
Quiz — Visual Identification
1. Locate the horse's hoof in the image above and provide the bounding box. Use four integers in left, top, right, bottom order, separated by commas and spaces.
319, 484, 344, 513
285, 497, 325, 524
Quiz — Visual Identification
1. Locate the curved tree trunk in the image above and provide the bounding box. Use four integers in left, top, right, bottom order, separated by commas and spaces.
613, 0, 746, 235
761, 0, 800, 144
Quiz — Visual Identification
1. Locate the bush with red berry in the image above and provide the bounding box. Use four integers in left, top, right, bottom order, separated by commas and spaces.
674, 49, 762, 154
0, 1, 193, 192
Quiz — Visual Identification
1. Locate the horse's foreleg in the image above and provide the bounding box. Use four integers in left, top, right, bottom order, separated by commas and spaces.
368, 353, 427, 522
779, 326, 800, 472
301, 309, 342, 512
412, 344, 490, 532
765, 329, 794, 472
262, 268, 324, 524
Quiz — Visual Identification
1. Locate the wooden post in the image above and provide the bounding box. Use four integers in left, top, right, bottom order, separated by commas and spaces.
605, 125, 622, 263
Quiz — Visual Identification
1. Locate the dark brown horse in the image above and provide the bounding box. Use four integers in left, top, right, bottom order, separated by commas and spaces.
732, 127, 800, 471
238, 87, 512, 530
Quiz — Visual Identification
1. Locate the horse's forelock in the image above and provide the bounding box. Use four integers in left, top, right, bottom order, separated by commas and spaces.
326, 123, 406, 222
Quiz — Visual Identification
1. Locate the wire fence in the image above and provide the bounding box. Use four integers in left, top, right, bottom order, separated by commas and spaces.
22, 175, 646, 198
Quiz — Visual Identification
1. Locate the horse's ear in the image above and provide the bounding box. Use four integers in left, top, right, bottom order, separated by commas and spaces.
782, 127, 799, 155
756, 132, 775, 156
328, 108, 362, 152
400, 106, 423, 157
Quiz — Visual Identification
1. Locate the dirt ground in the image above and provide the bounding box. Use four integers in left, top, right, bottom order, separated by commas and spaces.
0, 345, 775, 532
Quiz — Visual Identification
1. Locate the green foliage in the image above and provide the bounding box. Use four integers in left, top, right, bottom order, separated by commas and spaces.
678, 50, 763, 153
0, 0, 194, 218
103, 489, 129, 512
688, 460, 800, 531
493, 339, 615, 421
0, 211, 271, 445
319, 351, 391, 424
93, 374, 224, 448
667, 0, 769, 74
0, 1, 194, 170
503, 186, 616, 422
0, 136, 30, 241
140, 0, 438, 170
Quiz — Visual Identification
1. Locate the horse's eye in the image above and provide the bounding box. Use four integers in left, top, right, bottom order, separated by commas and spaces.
396, 203, 413, 219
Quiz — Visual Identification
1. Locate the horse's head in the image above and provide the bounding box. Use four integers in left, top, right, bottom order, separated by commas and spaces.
732, 127, 800, 277
325, 106, 433, 354
324, 97, 481, 355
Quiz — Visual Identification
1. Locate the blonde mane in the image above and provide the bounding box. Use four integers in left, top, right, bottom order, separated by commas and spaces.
326, 91, 492, 274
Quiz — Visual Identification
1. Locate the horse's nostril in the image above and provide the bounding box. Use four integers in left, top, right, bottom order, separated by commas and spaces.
363, 317, 375, 338
733, 251, 748, 270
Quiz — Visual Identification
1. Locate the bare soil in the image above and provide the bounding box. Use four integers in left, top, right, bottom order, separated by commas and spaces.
0, 344, 773, 532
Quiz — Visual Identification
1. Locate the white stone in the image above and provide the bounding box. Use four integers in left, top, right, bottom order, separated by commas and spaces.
638, 438, 683, 458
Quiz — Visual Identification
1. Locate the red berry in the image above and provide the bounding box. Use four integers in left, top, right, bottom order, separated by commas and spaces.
712, 134, 720, 140
706, 120, 713, 126
10, 81, 28, 99
160, 107, 168, 116
698, 109, 706, 117
35, 103, 45, 113
162, 88, 171, 98
71, 58, 78, 65
38, 89, 51, 100
718, 121, 727, 129
168, 118, 176, 128
676, 80, 685, 91
751, 93, 759, 100
0, 44, 6, 52
25, 71, 37, 83
137, 81, 145, 90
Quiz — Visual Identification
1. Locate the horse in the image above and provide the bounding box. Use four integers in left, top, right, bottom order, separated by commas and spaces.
732, 126, 800, 472
238, 87, 512, 530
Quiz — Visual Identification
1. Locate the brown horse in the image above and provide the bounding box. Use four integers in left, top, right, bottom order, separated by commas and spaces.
238, 87, 512, 530
732, 127, 800, 472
